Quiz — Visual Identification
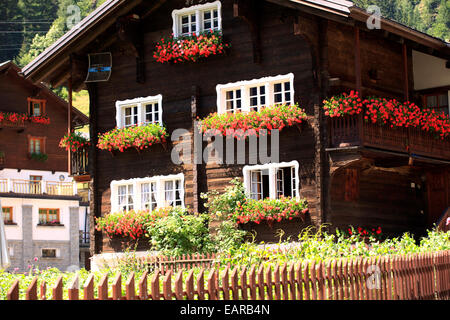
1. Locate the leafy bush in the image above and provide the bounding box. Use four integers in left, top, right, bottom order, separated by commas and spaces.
201, 178, 246, 220
213, 220, 248, 252
147, 207, 215, 256
218, 226, 450, 268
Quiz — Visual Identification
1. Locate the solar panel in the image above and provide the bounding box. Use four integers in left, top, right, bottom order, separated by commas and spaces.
85, 52, 112, 82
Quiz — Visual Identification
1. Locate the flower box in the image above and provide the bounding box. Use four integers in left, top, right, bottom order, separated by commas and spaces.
97, 123, 169, 153
37, 222, 64, 227
323, 91, 450, 140
199, 104, 308, 139
153, 30, 230, 64
0, 112, 50, 127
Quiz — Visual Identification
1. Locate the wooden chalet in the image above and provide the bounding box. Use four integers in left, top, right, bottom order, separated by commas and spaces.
0, 61, 90, 271
21, 0, 450, 254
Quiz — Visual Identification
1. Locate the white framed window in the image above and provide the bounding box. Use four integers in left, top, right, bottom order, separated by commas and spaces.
172, 1, 222, 38
243, 161, 300, 200
111, 173, 185, 213
115, 95, 163, 129
118, 184, 134, 212
216, 73, 294, 114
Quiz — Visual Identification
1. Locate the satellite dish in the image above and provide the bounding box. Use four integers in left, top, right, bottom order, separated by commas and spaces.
85, 52, 112, 83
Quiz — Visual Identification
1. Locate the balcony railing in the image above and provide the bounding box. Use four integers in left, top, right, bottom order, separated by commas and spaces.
0, 178, 77, 196
329, 115, 450, 160
79, 231, 90, 247
71, 145, 90, 178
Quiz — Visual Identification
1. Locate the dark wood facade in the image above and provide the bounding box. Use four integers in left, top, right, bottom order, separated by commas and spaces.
0, 62, 87, 172
20, 0, 450, 252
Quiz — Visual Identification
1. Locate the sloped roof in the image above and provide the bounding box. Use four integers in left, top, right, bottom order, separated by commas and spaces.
0, 61, 88, 126
21, 0, 450, 83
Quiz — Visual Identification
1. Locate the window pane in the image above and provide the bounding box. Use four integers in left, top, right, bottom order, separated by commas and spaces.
426, 96, 437, 108
204, 11, 211, 19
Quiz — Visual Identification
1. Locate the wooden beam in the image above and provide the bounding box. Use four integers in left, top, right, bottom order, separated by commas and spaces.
354, 27, 362, 94
402, 43, 409, 101
233, 0, 262, 64
67, 67, 73, 176
191, 85, 200, 214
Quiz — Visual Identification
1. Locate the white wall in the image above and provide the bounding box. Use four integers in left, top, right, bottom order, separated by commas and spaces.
1, 197, 79, 241
0, 168, 72, 183
412, 50, 450, 90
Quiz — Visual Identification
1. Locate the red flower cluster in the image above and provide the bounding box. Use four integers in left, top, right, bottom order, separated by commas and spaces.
153, 30, 230, 64
97, 123, 169, 153
59, 132, 90, 152
346, 226, 383, 240
0, 112, 50, 125
95, 208, 172, 240
230, 197, 309, 225
199, 104, 307, 139
323, 91, 363, 117
323, 92, 450, 140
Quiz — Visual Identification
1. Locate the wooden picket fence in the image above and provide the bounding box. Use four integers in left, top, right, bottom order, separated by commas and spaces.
140, 253, 218, 275
6, 251, 450, 300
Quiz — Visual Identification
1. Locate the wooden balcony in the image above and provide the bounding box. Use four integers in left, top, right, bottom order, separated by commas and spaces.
0, 178, 77, 196
329, 115, 450, 160
71, 145, 90, 182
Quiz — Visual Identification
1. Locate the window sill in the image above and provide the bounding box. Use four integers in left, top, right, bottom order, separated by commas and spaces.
37, 223, 64, 227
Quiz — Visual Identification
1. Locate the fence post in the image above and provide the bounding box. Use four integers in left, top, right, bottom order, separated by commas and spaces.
197, 268, 205, 300
175, 270, 184, 300
240, 266, 248, 300
83, 274, 94, 300
53, 276, 63, 300
207, 268, 217, 300
302, 261, 310, 300
151, 270, 160, 300
163, 270, 173, 300
273, 264, 281, 300
40, 281, 46, 300
7, 279, 19, 300
230, 267, 239, 300
126, 272, 135, 300
67, 273, 79, 300
257, 264, 265, 300
112, 273, 122, 300
26, 277, 38, 300
265, 265, 273, 300
288, 263, 296, 300
280, 263, 289, 300
222, 266, 230, 300
98, 274, 108, 300
139, 271, 148, 300
186, 269, 195, 300
248, 265, 257, 300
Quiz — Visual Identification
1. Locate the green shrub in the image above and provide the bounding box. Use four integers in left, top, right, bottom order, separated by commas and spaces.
200, 178, 246, 220
147, 207, 214, 256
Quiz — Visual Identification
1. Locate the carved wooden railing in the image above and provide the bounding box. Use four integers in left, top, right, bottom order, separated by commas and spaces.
329, 115, 450, 160
71, 145, 90, 177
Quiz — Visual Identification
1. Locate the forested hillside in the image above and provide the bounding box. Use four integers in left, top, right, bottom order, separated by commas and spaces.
353, 0, 449, 41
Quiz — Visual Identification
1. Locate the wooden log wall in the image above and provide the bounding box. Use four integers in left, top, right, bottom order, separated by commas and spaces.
92, 0, 321, 251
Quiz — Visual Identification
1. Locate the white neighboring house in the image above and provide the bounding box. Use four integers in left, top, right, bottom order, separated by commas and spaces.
0, 168, 86, 272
